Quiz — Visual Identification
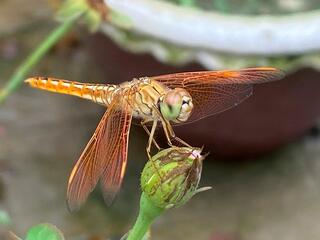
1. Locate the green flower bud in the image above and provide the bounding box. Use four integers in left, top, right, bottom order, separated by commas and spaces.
141, 147, 209, 209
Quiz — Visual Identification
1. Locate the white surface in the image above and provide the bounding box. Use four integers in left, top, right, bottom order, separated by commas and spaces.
106, 0, 320, 55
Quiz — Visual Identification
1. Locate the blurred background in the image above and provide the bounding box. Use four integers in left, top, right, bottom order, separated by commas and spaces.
0, 0, 320, 239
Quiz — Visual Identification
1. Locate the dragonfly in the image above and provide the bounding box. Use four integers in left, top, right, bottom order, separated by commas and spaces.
25, 67, 284, 210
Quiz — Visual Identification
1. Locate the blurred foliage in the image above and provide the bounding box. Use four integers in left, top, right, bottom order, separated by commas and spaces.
0, 210, 11, 226
102, 24, 320, 72
56, 0, 106, 32
0, 0, 107, 103
168, 0, 320, 14
25, 224, 65, 240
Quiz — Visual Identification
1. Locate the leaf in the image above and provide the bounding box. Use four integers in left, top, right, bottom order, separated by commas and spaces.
25, 223, 65, 240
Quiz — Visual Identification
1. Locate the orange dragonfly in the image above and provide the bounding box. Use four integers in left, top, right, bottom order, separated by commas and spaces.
25, 67, 284, 210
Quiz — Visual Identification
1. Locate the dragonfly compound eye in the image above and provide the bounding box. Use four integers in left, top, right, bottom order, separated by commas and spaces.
160, 89, 193, 123
176, 93, 193, 123
159, 91, 181, 121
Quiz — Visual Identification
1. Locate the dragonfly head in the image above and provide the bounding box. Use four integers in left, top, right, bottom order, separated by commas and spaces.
159, 88, 193, 123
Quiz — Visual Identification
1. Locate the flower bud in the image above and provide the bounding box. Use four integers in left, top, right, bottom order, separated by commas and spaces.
141, 147, 209, 209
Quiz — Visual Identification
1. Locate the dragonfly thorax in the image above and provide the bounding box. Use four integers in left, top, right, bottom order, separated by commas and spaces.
159, 88, 193, 123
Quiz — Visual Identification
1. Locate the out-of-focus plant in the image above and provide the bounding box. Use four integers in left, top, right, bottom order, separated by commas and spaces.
0, 210, 11, 226
25, 224, 65, 240
125, 147, 211, 240
0, 0, 130, 104
9, 223, 65, 240
171, 0, 317, 14
103, 0, 320, 72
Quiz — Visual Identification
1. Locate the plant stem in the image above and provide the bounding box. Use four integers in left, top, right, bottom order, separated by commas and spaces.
127, 193, 164, 240
0, 15, 80, 104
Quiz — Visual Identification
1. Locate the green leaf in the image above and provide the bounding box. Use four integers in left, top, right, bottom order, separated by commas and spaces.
25, 223, 65, 240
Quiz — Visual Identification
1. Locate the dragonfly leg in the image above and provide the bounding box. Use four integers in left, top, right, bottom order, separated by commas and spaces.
141, 120, 161, 150
147, 119, 159, 158
151, 104, 174, 147
154, 104, 190, 147
160, 119, 173, 146
172, 136, 192, 147
143, 119, 164, 182
162, 119, 191, 147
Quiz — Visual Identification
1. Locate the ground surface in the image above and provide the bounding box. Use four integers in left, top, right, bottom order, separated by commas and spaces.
1, 1, 320, 240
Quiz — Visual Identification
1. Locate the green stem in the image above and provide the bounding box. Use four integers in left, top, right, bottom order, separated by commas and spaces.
0, 15, 80, 104
127, 193, 165, 240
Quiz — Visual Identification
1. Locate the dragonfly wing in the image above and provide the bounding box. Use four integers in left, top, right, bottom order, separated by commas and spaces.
187, 84, 252, 122
99, 101, 132, 205
67, 106, 114, 211
152, 67, 284, 122
67, 97, 133, 210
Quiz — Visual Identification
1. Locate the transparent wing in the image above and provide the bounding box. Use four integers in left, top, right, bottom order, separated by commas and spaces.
66, 97, 132, 211
66, 106, 113, 211
99, 102, 132, 205
152, 67, 284, 122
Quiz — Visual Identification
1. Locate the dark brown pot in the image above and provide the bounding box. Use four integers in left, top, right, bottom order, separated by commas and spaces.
86, 33, 320, 159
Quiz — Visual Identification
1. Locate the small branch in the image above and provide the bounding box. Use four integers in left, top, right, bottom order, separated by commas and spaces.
0, 16, 79, 104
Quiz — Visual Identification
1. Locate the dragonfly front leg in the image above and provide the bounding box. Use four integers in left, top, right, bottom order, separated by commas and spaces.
161, 119, 191, 148
160, 119, 173, 147
141, 119, 159, 160
153, 104, 190, 147
141, 119, 161, 151
142, 119, 164, 182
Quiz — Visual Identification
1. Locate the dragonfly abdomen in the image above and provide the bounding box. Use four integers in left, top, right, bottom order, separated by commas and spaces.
25, 77, 118, 106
